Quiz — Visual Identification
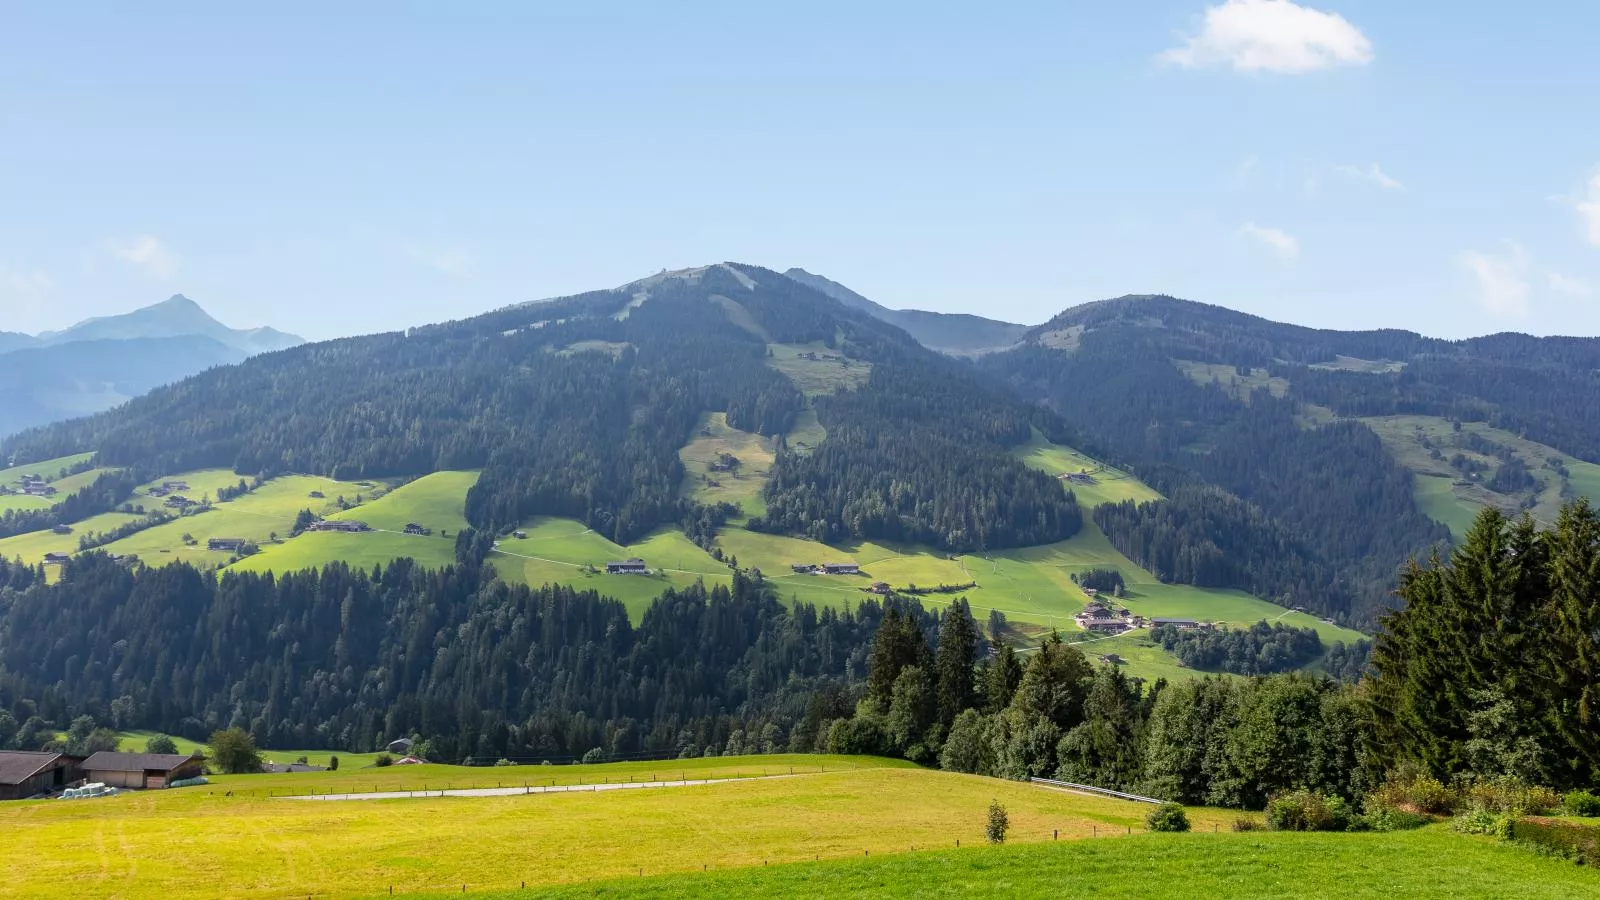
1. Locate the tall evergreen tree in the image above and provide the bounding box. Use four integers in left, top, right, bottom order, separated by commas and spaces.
866, 605, 930, 706
934, 600, 979, 728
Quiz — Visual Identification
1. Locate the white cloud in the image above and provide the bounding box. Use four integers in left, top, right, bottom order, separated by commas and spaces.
0, 264, 56, 319
107, 235, 179, 278
1335, 162, 1404, 190
1458, 242, 1531, 317
1161, 0, 1374, 73
1241, 222, 1300, 258
1548, 271, 1592, 297
1577, 168, 1600, 247
400, 242, 475, 276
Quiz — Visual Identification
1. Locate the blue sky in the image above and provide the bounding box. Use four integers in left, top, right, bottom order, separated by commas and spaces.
1, 1, 1596, 340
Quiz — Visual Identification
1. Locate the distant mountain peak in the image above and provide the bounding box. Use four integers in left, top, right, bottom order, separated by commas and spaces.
30, 295, 303, 355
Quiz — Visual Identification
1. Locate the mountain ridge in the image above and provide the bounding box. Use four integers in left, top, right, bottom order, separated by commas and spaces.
783, 268, 1029, 356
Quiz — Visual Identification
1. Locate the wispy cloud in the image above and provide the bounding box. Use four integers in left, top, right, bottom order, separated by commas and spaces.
1335, 162, 1404, 191
1160, 0, 1374, 74
1459, 242, 1531, 317
1577, 167, 1600, 248
1241, 222, 1300, 258
0, 264, 56, 319
107, 235, 179, 278
400, 242, 476, 276
1548, 271, 1593, 297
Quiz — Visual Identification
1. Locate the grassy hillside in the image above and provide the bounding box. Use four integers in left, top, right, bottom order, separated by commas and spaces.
0, 452, 95, 484
0, 760, 1250, 900
230, 471, 475, 576
0, 510, 143, 562
1362, 415, 1600, 539
1172, 360, 1290, 401
678, 412, 776, 517
767, 342, 872, 396
1011, 430, 1163, 509
419, 827, 1600, 900
0, 452, 100, 514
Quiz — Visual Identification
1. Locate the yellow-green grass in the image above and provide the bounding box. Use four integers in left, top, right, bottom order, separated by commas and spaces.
767, 342, 872, 397
98, 474, 387, 570
1309, 354, 1407, 374
0, 452, 95, 484
0, 493, 57, 515
784, 406, 827, 453
492, 517, 737, 618
1172, 359, 1290, 401
409, 827, 1600, 900
677, 412, 775, 518
1361, 414, 1600, 538
0, 761, 1247, 900
109, 731, 383, 768
135, 467, 261, 503
0, 511, 144, 564
1011, 429, 1163, 508
231, 472, 476, 577
556, 340, 630, 358
48, 466, 121, 495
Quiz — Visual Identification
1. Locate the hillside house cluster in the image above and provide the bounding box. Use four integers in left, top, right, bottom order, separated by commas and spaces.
404, 523, 430, 535
163, 495, 197, 510
1150, 617, 1211, 631
605, 559, 649, 575
791, 562, 861, 576
208, 538, 247, 552
1060, 471, 1098, 486
305, 520, 370, 533
147, 480, 190, 498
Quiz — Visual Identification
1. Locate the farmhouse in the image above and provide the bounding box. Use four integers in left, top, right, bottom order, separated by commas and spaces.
164, 496, 195, 509
147, 486, 169, 497
80, 752, 204, 790
404, 523, 428, 535
869, 581, 892, 595
308, 490, 325, 499
1078, 616, 1126, 634
42, 552, 70, 566
208, 538, 247, 552
161, 481, 190, 492
22, 484, 57, 497
821, 563, 860, 576
791, 563, 815, 574
606, 558, 649, 575
513, 530, 527, 539
386, 737, 414, 755
51, 524, 72, 535
0, 751, 84, 801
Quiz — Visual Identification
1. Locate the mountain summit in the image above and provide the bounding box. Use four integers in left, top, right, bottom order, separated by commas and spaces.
36, 294, 303, 355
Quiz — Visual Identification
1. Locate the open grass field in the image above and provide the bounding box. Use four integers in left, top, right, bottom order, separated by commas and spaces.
1172, 360, 1290, 401
1361, 414, 1600, 539
677, 412, 775, 518
1011, 430, 1163, 509
0, 758, 1260, 900
784, 406, 828, 453
231, 472, 474, 577
407, 827, 1600, 900
97, 473, 389, 571
1309, 355, 1408, 374
0, 510, 144, 563
0, 453, 104, 515
767, 342, 872, 397
0, 452, 96, 484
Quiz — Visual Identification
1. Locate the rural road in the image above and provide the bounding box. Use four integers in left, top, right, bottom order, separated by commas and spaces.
281, 774, 791, 802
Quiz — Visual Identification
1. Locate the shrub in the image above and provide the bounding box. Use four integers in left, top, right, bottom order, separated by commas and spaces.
145, 735, 179, 756
1146, 802, 1191, 833
1266, 791, 1351, 832
1563, 790, 1600, 817
1360, 805, 1431, 833
1451, 808, 1514, 839
1370, 772, 1457, 816
1465, 777, 1560, 815
1513, 818, 1600, 864
986, 801, 1009, 844
494, 757, 515, 767
1231, 817, 1264, 832
374, 754, 394, 767
581, 747, 607, 765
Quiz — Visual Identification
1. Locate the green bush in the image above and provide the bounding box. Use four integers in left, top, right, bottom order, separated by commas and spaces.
1146, 802, 1191, 833
1360, 805, 1431, 833
1465, 777, 1560, 815
1266, 791, 1352, 832
986, 800, 1009, 844
1231, 817, 1264, 832
1370, 772, 1457, 815
1563, 790, 1600, 817
1513, 818, 1600, 864
1451, 808, 1514, 839
374, 753, 394, 767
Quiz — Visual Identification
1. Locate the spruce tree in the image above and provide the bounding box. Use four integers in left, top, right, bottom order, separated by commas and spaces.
934, 600, 979, 727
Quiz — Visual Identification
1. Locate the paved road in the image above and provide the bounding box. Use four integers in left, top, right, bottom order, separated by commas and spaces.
282, 775, 789, 802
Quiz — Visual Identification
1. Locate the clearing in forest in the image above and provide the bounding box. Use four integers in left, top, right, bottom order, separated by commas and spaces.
678, 412, 777, 518
766, 342, 872, 397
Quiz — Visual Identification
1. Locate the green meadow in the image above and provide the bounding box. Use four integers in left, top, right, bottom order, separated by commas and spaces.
0, 452, 96, 485
766, 342, 872, 397
0, 758, 1257, 900
677, 412, 776, 518
0, 510, 144, 564
0, 452, 104, 514
1011, 430, 1163, 509
1172, 359, 1291, 401
420, 827, 1600, 900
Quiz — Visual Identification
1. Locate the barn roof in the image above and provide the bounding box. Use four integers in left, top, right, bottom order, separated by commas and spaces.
0, 751, 74, 785
81, 752, 200, 773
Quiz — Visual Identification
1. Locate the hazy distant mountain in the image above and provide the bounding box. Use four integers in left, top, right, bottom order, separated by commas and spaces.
783, 268, 1028, 356
34, 294, 302, 355
0, 296, 303, 438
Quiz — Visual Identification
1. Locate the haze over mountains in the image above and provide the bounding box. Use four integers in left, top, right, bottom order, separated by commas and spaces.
0, 295, 303, 439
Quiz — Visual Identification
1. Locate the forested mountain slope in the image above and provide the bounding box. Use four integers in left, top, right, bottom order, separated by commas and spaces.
783, 268, 1027, 357
2, 264, 1079, 554
980, 295, 1600, 627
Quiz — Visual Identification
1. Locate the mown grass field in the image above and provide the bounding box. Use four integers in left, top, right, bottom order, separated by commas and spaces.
0, 510, 144, 563
404, 827, 1600, 900
766, 342, 872, 397
103, 730, 387, 769
0, 452, 96, 485
1011, 430, 1164, 509
677, 411, 775, 518
231, 472, 474, 576
0, 452, 103, 514
0, 758, 1256, 900
1172, 359, 1290, 401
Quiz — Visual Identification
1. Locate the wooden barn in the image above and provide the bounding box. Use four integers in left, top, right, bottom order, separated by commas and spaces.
0, 751, 84, 801
80, 752, 205, 790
